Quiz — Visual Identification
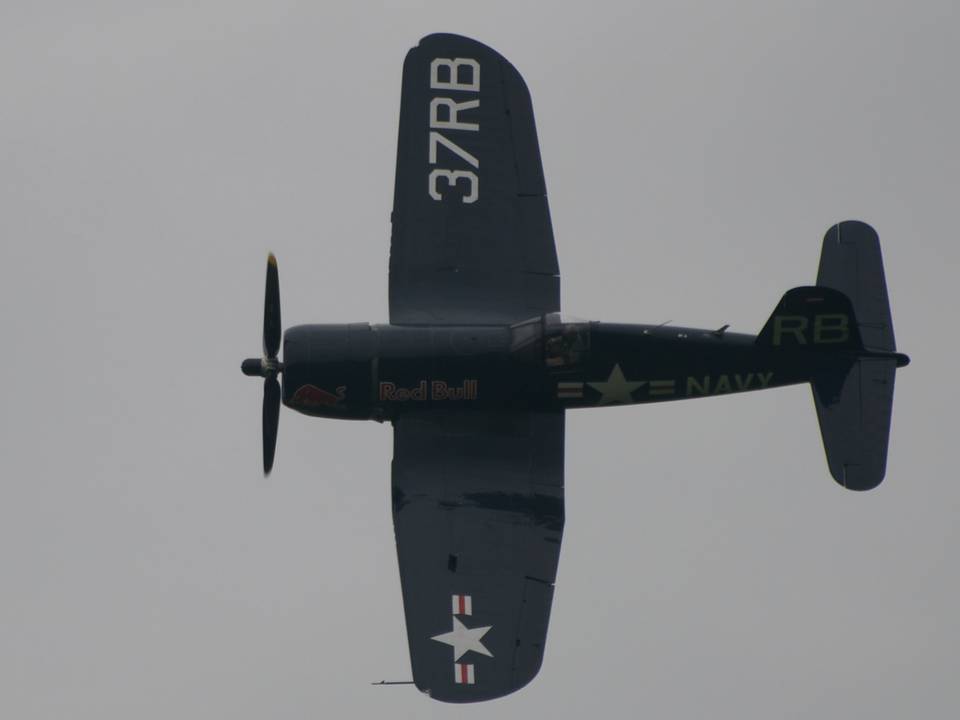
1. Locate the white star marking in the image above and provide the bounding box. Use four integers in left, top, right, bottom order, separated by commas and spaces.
587, 363, 646, 404
431, 616, 493, 661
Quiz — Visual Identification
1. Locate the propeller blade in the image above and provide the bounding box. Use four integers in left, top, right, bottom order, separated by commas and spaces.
263, 376, 281, 475
263, 253, 281, 359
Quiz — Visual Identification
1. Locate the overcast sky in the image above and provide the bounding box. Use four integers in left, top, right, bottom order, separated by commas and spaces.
3, 1, 958, 718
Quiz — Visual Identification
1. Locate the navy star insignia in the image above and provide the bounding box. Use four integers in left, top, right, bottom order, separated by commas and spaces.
588, 363, 646, 404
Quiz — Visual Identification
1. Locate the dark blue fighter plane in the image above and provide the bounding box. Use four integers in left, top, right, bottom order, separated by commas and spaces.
241, 34, 910, 702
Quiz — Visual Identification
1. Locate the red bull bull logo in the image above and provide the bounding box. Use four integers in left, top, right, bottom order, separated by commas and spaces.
292, 384, 346, 407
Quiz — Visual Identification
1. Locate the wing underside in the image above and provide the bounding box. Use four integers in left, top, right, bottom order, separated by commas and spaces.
389, 34, 559, 325
391, 410, 564, 702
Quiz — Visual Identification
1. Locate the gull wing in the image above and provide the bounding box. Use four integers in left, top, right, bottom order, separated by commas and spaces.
391, 410, 564, 702
389, 34, 559, 325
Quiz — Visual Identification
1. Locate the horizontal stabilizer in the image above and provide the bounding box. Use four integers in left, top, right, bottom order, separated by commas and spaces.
812, 358, 896, 491
817, 221, 896, 352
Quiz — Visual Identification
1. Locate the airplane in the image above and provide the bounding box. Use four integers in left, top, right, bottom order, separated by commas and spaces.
240, 33, 910, 703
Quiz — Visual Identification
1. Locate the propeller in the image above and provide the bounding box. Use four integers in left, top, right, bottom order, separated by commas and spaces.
241, 253, 283, 475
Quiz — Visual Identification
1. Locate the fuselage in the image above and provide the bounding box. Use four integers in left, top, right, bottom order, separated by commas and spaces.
281, 313, 848, 421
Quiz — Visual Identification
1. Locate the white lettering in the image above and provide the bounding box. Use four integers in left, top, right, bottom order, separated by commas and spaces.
430, 98, 480, 132
429, 131, 479, 168
429, 169, 479, 204
428, 58, 481, 204
430, 58, 480, 92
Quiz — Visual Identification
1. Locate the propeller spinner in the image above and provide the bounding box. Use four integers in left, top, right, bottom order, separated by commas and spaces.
241, 253, 283, 475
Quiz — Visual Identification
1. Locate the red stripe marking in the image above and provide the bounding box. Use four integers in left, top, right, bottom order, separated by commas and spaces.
460, 663, 468, 684
458, 595, 466, 615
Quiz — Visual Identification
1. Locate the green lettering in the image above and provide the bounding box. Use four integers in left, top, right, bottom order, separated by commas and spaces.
686, 376, 710, 396
772, 315, 808, 346
813, 314, 849, 344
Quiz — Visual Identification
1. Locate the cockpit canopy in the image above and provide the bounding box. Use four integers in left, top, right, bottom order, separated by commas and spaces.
510, 313, 591, 369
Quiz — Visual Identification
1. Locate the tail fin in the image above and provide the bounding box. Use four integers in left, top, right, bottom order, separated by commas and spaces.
811, 221, 905, 490
756, 285, 862, 350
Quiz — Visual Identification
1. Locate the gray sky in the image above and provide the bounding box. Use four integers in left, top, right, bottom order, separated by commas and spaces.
3, 1, 958, 717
